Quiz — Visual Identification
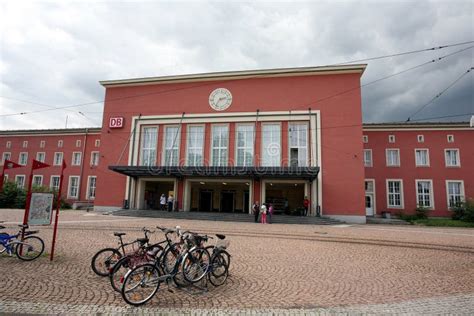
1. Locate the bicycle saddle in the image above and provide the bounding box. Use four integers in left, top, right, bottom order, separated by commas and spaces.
18, 224, 29, 228
137, 238, 149, 244
113, 232, 126, 237
216, 234, 226, 240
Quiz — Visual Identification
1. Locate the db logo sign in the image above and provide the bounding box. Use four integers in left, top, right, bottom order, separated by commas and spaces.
109, 117, 124, 128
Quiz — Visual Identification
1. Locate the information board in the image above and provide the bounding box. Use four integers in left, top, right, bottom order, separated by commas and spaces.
28, 193, 54, 225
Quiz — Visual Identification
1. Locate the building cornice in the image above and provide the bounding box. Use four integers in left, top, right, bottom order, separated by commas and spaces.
363, 122, 471, 131
0, 127, 102, 137
100, 64, 367, 88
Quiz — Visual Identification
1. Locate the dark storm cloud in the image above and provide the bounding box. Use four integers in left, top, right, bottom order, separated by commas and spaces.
0, 1, 472, 130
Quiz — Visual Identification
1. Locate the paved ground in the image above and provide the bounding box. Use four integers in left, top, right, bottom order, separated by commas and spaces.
1, 209, 473, 315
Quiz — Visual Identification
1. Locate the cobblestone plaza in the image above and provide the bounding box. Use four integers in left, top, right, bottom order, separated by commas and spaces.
1, 209, 473, 314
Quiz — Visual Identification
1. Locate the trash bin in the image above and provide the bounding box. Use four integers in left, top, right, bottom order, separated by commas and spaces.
123, 199, 129, 209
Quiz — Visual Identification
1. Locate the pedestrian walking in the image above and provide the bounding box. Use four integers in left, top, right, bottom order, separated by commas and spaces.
167, 194, 174, 212
268, 203, 274, 224
303, 196, 310, 216
260, 203, 267, 224
160, 194, 166, 211
253, 201, 260, 223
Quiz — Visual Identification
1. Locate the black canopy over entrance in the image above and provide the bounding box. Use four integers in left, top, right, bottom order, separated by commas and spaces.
108, 166, 319, 181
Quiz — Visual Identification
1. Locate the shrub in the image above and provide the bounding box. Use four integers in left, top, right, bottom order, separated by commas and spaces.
452, 198, 474, 223
0, 182, 70, 209
415, 206, 431, 219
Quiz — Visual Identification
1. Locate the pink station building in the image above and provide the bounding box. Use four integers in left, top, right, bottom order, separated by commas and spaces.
1, 65, 472, 223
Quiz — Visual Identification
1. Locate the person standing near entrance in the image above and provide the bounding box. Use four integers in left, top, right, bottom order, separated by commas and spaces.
268, 203, 274, 224
160, 194, 166, 211
260, 203, 267, 224
253, 201, 260, 223
303, 196, 310, 216
167, 194, 174, 212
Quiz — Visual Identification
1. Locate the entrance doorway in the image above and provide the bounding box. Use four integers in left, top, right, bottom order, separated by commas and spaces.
199, 191, 213, 212
243, 191, 249, 213
220, 191, 235, 212
265, 182, 305, 215
142, 180, 174, 210
365, 194, 374, 216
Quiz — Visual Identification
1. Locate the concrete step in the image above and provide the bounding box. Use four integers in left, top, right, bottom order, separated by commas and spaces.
366, 217, 411, 225
110, 209, 344, 225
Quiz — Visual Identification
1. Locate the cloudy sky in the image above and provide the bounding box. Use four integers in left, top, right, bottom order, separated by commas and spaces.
0, 0, 473, 130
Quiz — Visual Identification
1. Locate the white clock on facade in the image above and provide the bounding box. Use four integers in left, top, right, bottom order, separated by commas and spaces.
209, 88, 232, 111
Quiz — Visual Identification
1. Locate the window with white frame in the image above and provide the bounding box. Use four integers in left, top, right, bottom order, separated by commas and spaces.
415, 149, 429, 167
163, 126, 180, 166
417, 135, 424, 143
289, 123, 308, 167
19, 152, 28, 165
386, 149, 400, 166
363, 135, 368, 143
416, 180, 433, 208
50, 176, 60, 191
33, 175, 43, 187
387, 180, 403, 208
36, 152, 45, 163
2, 152, 11, 164
140, 126, 157, 166
15, 175, 25, 188
76, 140, 81, 148
3, 174, 8, 183
22, 141, 28, 148
365, 180, 374, 193
40, 140, 46, 148
236, 124, 254, 166
72, 152, 82, 166
447, 181, 464, 208
186, 125, 204, 166
262, 123, 281, 167
445, 149, 460, 167
87, 176, 97, 199
68, 176, 80, 199
211, 125, 229, 166
388, 135, 395, 143
90, 151, 99, 166
95, 139, 100, 147
447, 135, 454, 143
58, 140, 63, 148
6, 141, 11, 148
54, 152, 63, 166
364, 149, 373, 167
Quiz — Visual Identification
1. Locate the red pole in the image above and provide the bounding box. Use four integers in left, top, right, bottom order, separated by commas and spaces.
21, 165, 35, 239
50, 160, 66, 261
0, 163, 6, 191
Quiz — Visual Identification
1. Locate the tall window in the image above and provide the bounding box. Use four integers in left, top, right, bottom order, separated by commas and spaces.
40, 140, 46, 148
58, 140, 63, 148
211, 125, 229, 166
416, 180, 433, 208
23, 141, 28, 148
447, 181, 464, 208
445, 149, 460, 167
87, 176, 97, 199
163, 126, 180, 166
2, 152, 11, 164
95, 139, 100, 147
54, 152, 63, 166
19, 152, 28, 165
387, 180, 403, 208
140, 127, 157, 166
72, 152, 82, 166
90, 152, 100, 166
6, 141, 11, 148
289, 123, 308, 167
415, 149, 429, 167
236, 124, 254, 166
33, 175, 43, 187
36, 152, 46, 163
364, 149, 373, 167
68, 176, 80, 199
262, 124, 281, 167
76, 140, 81, 148
386, 149, 400, 166
50, 176, 60, 191
186, 125, 204, 166
15, 175, 25, 188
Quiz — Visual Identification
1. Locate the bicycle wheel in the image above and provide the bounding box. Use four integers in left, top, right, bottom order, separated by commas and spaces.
91, 248, 122, 277
121, 263, 161, 306
208, 252, 229, 287
110, 256, 133, 292
205, 245, 231, 269
15, 236, 44, 261
162, 243, 181, 274
182, 247, 210, 284
0, 233, 9, 255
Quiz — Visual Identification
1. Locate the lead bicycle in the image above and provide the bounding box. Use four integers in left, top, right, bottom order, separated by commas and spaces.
0, 224, 45, 261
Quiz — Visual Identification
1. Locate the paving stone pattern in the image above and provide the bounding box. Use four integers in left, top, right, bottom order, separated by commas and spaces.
0, 209, 473, 315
